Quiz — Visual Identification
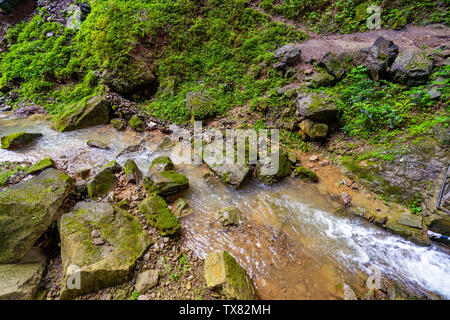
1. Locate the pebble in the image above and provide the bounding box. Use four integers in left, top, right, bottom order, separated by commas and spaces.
309, 155, 319, 162
93, 238, 104, 245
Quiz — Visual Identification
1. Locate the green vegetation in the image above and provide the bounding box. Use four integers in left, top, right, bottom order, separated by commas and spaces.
0, 162, 29, 186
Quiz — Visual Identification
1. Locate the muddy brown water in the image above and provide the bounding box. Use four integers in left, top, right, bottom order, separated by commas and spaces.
1, 111, 450, 299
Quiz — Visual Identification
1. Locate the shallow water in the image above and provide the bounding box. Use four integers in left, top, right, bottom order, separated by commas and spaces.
1, 112, 450, 299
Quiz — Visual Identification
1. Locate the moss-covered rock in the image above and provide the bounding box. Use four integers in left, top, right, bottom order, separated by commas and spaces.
58, 202, 152, 299
308, 72, 336, 88
143, 169, 189, 197
295, 166, 319, 182
0, 168, 73, 263
296, 92, 338, 123
390, 48, 433, 86
0, 248, 47, 300
150, 156, 174, 172
204, 251, 257, 300
1, 132, 42, 150
202, 140, 253, 189
53, 95, 111, 132
138, 196, 180, 236
123, 159, 142, 184
26, 157, 55, 175
299, 119, 328, 139
102, 160, 122, 174
318, 51, 345, 79
111, 118, 125, 131
185, 91, 216, 120
129, 115, 146, 132
86, 168, 118, 200
256, 150, 292, 185
364, 36, 399, 81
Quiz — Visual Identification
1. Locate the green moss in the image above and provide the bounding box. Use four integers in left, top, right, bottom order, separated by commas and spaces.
0, 162, 29, 186
138, 196, 180, 236
129, 115, 144, 131
295, 166, 318, 182
26, 158, 55, 174
111, 118, 125, 131
150, 156, 174, 171
86, 169, 118, 200
1, 132, 42, 150
159, 171, 189, 185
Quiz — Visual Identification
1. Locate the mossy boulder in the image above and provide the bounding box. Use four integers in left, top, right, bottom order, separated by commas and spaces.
273, 44, 302, 71
58, 202, 152, 299
390, 48, 433, 86
299, 119, 328, 139
26, 157, 55, 175
204, 251, 257, 300
296, 92, 338, 123
0, 248, 47, 300
1, 132, 42, 150
111, 118, 126, 131
185, 91, 216, 120
123, 159, 142, 184
129, 115, 146, 132
102, 160, 122, 174
365, 36, 399, 81
308, 72, 336, 88
256, 150, 292, 185
318, 51, 345, 79
53, 95, 111, 132
86, 168, 118, 200
143, 156, 189, 197
138, 196, 180, 236
202, 140, 253, 189
295, 166, 319, 182
0, 168, 73, 263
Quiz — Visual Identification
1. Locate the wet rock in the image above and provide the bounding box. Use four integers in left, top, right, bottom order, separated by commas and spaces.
86, 168, 118, 200
87, 140, 109, 150
341, 192, 352, 206
75, 168, 91, 180
149, 156, 174, 172
53, 95, 111, 132
296, 92, 338, 123
171, 198, 192, 218
343, 283, 358, 300
0, 248, 47, 300
124, 159, 143, 184
274, 44, 302, 71
425, 210, 450, 237
111, 118, 125, 131
26, 157, 55, 175
59, 202, 152, 299
295, 166, 318, 182
397, 214, 422, 229
365, 36, 399, 81
143, 157, 189, 197
390, 48, 433, 86
135, 270, 159, 293
13, 105, 47, 118
216, 207, 240, 227
185, 91, 215, 120
256, 150, 292, 185
116, 144, 144, 158
299, 119, 328, 139
0, 169, 73, 263
1, 132, 42, 150
102, 160, 122, 174
318, 52, 345, 79
203, 140, 253, 189
138, 196, 180, 236
129, 115, 146, 132
204, 251, 257, 300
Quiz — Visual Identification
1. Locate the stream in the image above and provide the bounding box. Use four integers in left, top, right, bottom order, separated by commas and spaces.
1, 111, 450, 300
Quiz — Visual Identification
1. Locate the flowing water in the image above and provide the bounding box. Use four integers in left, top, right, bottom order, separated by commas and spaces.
1, 111, 450, 300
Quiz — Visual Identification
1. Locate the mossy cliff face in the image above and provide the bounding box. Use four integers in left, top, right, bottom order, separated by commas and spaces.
138, 196, 180, 236
0, 168, 73, 263
1, 132, 43, 150
58, 202, 152, 299
204, 251, 257, 300
143, 156, 189, 197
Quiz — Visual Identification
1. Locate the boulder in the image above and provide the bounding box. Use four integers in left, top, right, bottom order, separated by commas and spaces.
143, 157, 189, 197
299, 119, 328, 139
102, 160, 122, 174
86, 167, 118, 200
111, 118, 125, 131
204, 251, 257, 300
185, 91, 215, 120
59, 202, 152, 299
365, 36, 399, 81
149, 156, 174, 172
216, 207, 240, 227
274, 44, 302, 70
124, 159, 142, 184
202, 140, 253, 189
0, 169, 73, 263
26, 157, 55, 175
138, 196, 180, 236
1, 132, 42, 150
53, 95, 111, 132
295, 166, 318, 182
0, 248, 47, 300
307, 72, 336, 88
135, 270, 159, 293
296, 92, 338, 123
390, 48, 433, 86
256, 150, 292, 185
87, 140, 109, 150
318, 52, 345, 79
